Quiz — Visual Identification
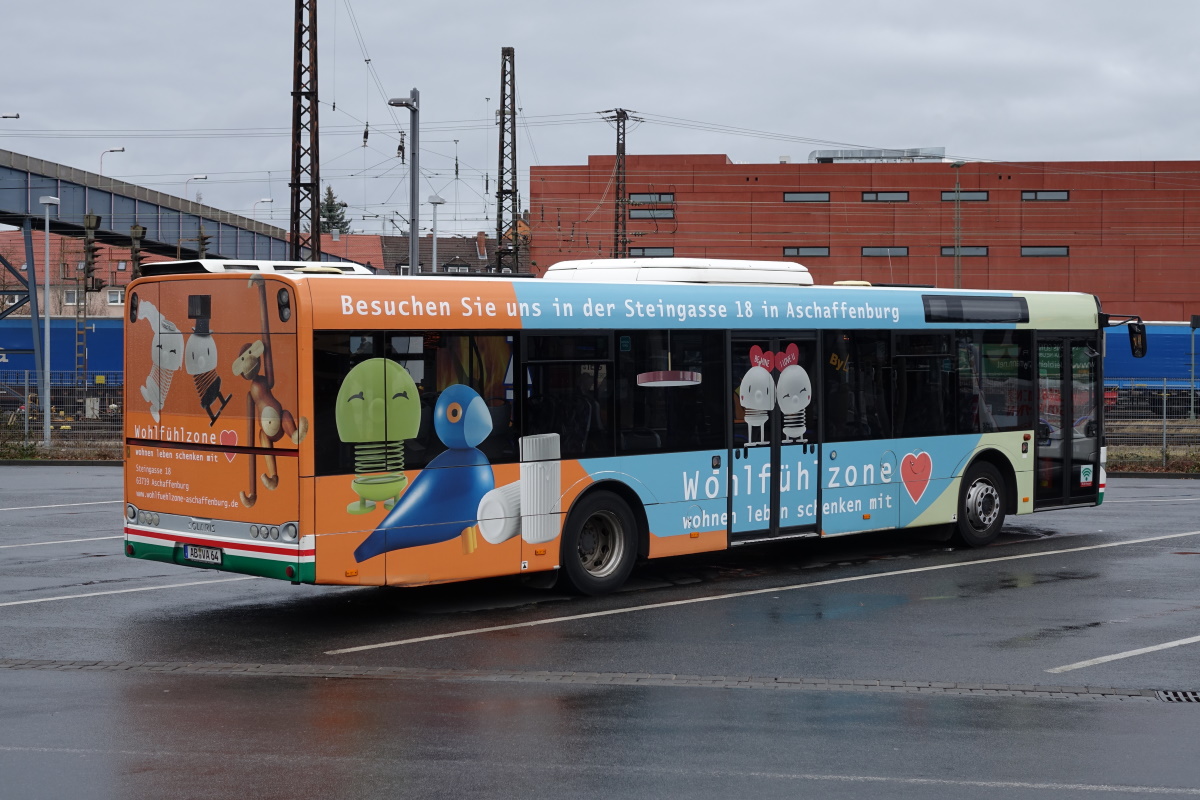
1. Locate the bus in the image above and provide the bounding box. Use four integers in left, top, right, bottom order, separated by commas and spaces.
122, 258, 1145, 595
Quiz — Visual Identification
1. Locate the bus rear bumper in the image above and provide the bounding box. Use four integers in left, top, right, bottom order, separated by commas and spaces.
124, 527, 316, 583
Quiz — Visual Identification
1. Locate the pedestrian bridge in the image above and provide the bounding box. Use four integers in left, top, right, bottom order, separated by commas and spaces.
0, 148, 346, 262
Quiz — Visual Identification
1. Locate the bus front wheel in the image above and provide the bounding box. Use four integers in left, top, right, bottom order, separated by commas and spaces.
559, 491, 638, 596
954, 462, 1006, 547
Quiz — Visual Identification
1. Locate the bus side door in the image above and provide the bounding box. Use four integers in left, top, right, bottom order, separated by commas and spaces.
729, 335, 820, 543
1035, 335, 1101, 508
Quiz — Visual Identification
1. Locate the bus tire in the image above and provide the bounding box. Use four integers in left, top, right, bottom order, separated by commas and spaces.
559, 491, 638, 596
953, 462, 1006, 547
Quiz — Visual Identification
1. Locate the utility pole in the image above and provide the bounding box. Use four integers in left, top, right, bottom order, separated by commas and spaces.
289, 0, 321, 261
602, 108, 633, 259
494, 47, 519, 274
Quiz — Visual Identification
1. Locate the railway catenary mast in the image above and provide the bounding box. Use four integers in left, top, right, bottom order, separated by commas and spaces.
494, 47, 519, 274
289, 0, 321, 261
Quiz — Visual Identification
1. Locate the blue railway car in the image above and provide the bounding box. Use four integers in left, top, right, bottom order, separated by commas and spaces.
0, 316, 124, 382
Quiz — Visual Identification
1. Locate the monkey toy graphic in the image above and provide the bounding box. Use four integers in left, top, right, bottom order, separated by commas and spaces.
233, 276, 309, 507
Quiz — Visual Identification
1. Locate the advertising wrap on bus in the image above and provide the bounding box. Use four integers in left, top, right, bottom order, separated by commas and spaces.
124, 275, 310, 580
123, 262, 1113, 595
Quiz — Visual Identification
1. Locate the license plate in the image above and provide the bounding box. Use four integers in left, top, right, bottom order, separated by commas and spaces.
184, 544, 222, 565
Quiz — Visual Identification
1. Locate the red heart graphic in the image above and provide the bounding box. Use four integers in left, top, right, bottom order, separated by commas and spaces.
901, 451, 932, 503
749, 345, 775, 371
776, 343, 799, 370
220, 430, 238, 462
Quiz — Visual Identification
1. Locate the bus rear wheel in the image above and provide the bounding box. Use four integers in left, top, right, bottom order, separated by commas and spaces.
560, 491, 638, 596
953, 462, 1006, 547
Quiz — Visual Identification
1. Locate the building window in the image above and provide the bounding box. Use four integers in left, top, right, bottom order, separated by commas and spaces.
941, 191, 989, 201
862, 191, 909, 202
629, 193, 673, 203
1021, 246, 1069, 257
784, 246, 830, 257
784, 192, 830, 203
940, 246, 989, 257
107, 288, 125, 305
448, 266, 469, 274
629, 247, 674, 257
63, 289, 81, 306
398, 265, 412, 275
117, 261, 127, 272
862, 246, 908, 257
19, 263, 26, 271
76, 261, 86, 272
630, 209, 674, 220
1022, 190, 1069, 201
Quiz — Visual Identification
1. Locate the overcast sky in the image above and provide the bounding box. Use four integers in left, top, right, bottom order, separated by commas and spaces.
4, 0, 1199, 235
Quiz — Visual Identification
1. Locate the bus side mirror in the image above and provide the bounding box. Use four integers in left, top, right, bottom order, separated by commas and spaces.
1128, 322, 1147, 359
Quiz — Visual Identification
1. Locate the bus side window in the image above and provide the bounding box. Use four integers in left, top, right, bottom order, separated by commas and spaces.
616, 330, 725, 455
957, 330, 1033, 434
824, 331, 891, 442
893, 333, 954, 439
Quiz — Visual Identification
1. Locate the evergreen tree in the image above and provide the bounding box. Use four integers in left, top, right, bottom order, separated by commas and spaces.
319, 186, 352, 234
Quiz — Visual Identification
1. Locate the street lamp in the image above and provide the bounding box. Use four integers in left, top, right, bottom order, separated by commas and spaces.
99, 147, 125, 176
253, 198, 274, 219
429, 195, 445, 272
388, 89, 419, 274
185, 175, 207, 201
38, 195, 59, 448
951, 161, 965, 289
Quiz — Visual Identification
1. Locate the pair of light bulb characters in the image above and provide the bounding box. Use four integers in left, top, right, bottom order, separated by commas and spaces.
739, 344, 813, 446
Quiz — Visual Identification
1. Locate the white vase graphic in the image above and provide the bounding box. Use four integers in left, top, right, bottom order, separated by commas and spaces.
519, 433, 561, 544
477, 482, 522, 545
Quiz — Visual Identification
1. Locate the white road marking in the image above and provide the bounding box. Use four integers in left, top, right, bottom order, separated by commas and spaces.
1106, 498, 1200, 504
327, 529, 1200, 655
0, 500, 122, 512
0, 576, 256, 607
0, 536, 122, 549
1046, 634, 1200, 673
0, 748, 1193, 794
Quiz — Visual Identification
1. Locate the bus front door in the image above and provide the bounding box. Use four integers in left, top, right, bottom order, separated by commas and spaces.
1035, 336, 1101, 508
729, 336, 820, 543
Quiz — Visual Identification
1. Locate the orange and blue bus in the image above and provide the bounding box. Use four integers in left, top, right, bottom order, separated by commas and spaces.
122, 258, 1145, 595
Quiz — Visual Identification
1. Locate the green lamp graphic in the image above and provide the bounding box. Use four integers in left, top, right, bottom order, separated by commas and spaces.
335, 358, 421, 514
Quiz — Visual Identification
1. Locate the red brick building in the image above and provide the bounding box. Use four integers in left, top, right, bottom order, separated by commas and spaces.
529, 154, 1200, 321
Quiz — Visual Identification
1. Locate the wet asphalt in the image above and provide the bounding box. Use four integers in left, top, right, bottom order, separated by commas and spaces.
2, 465, 1199, 798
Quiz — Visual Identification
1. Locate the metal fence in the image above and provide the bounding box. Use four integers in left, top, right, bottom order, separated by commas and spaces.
1104, 378, 1200, 467
1, 369, 1196, 466
0, 370, 123, 456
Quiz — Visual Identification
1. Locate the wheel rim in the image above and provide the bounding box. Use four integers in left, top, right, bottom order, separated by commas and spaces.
577, 510, 625, 579
964, 478, 1000, 532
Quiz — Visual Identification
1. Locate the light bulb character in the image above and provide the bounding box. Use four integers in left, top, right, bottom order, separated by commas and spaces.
335, 358, 420, 514
739, 345, 775, 446
134, 299, 184, 423
184, 296, 230, 425
774, 343, 811, 444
